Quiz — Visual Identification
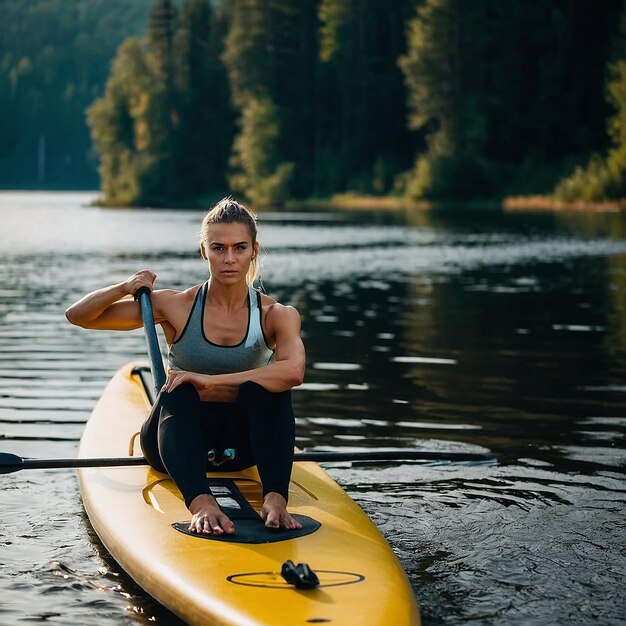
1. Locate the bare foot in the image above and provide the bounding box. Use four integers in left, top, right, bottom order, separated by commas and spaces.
261, 492, 302, 530
188, 494, 235, 535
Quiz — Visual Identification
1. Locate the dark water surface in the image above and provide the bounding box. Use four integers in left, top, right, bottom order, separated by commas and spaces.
1, 192, 625, 625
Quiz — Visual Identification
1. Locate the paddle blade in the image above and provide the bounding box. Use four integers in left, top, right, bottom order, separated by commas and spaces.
0, 452, 24, 474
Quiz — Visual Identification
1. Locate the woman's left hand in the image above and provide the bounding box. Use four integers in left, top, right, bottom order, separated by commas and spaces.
161, 369, 212, 394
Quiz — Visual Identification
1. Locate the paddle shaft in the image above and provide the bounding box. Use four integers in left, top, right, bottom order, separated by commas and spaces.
0, 449, 494, 473
134, 287, 166, 394
11, 456, 148, 471
298, 450, 493, 462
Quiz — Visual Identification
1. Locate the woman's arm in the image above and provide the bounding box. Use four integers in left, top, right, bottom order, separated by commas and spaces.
65, 269, 157, 330
162, 304, 305, 394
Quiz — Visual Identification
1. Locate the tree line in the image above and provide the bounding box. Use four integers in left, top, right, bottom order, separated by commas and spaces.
2, 0, 625, 205
0, 0, 154, 188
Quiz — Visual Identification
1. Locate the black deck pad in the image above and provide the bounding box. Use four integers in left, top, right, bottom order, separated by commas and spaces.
171, 479, 321, 543
172, 514, 320, 544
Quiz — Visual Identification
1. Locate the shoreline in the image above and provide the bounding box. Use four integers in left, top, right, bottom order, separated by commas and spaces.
279, 194, 502, 213
502, 195, 626, 213
3, 188, 625, 213
299, 193, 626, 213
92, 192, 626, 213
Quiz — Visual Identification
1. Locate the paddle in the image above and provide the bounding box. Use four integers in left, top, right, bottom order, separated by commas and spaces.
0, 286, 495, 476
0, 449, 495, 474
124, 289, 494, 466
134, 286, 166, 394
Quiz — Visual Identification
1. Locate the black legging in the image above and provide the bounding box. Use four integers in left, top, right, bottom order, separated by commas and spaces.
140, 381, 295, 508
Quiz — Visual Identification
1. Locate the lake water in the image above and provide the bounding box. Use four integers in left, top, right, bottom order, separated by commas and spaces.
0, 191, 625, 625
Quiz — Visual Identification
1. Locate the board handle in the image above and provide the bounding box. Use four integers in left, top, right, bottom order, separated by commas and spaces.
281, 560, 320, 589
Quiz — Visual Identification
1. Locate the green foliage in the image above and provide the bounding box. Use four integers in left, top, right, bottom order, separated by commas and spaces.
400, 0, 622, 201
230, 95, 294, 206
318, 0, 352, 63
555, 60, 626, 202
555, 154, 615, 203
315, 0, 415, 197
174, 0, 234, 194
87, 0, 233, 205
147, 0, 177, 83
607, 60, 626, 152
398, 0, 456, 134
3, 0, 626, 205
221, 0, 270, 107
87, 38, 157, 205
399, 0, 515, 200
222, 0, 318, 200
0, 0, 154, 187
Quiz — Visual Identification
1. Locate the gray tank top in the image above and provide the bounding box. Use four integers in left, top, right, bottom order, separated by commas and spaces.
167, 283, 274, 375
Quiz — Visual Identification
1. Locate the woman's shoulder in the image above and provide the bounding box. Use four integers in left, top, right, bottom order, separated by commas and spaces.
259, 291, 301, 324
258, 290, 278, 308
153, 284, 202, 299
151, 284, 203, 313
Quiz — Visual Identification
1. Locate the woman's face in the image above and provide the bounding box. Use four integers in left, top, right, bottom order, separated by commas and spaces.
202, 222, 257, 284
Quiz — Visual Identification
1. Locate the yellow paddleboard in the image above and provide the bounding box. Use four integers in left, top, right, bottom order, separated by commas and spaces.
77, 363, 421, 626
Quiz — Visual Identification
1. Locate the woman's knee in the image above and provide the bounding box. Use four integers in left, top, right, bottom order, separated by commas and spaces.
144, 449, 167, 474
160, 382, 201, 415
139, 418, 167, 473
236, 381, 292, 409
139, 384, 199, 471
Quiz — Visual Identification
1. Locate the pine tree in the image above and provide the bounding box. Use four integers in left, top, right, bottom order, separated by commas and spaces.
222, 0, 317, 204
399, 0, 623, 201
555, 62, 626, 201
144, 0, 179, 200
174, 0, 233, 195
230, 94, 294, 206
316, 0, 414, 196
87, 38, 156, 205
398, 0, 496, 200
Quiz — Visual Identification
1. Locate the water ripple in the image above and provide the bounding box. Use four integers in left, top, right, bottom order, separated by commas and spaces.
1, 194, 625, 625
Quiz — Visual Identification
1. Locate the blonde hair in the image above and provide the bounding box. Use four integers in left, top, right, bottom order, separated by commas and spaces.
199, 197, 259, 287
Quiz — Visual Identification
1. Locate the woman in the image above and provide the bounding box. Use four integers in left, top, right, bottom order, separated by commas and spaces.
66, 198, 305, 536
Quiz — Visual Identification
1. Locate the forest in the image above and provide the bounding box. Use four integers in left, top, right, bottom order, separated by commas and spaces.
1, 0, 625, 207
0, 0, 154, 188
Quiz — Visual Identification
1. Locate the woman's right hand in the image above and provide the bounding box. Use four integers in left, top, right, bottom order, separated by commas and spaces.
161, 369, 213, 394
123, 269, 157, 296
66, 268, 160, 330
